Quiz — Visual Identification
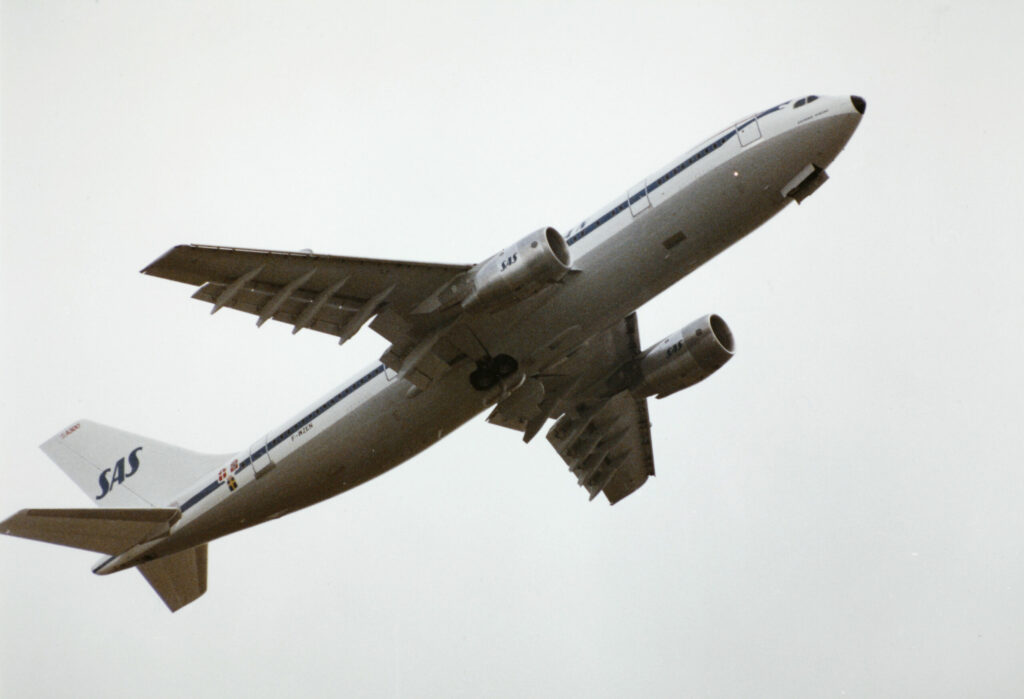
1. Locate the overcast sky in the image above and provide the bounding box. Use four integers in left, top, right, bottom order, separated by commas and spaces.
3, 2, 1023, 697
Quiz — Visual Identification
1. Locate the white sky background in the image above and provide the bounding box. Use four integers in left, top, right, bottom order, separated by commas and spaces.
2, 1, 1023, 697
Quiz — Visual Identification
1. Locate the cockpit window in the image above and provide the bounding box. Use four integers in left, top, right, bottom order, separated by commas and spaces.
806, 94, 818, 104
794, 95, 819, 109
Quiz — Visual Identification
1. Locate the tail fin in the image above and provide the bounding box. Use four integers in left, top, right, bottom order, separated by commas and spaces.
41, 420, 232, 508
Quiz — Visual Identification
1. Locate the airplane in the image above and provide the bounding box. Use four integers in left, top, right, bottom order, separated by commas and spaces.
2, 94, 866, 611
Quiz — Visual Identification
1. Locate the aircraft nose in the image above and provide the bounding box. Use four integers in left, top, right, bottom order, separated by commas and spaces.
850, 95, 866, 115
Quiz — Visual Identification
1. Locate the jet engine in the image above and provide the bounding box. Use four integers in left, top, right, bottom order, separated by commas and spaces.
634, 314, 735, 399
461, 227, 572, 312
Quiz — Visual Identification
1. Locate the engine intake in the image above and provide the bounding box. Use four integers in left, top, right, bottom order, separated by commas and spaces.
635, 314, 735, 399
462, 227, 572, 312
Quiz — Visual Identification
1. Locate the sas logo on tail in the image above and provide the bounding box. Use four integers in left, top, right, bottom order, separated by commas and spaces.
96, 447, 143, 500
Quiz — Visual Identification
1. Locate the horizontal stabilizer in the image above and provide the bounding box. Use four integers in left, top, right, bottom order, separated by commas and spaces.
138, 544, 208, 612
0, 508, 179, 555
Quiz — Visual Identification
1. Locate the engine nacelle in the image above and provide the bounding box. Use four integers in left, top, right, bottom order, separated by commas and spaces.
635, 314, 735, 399
461, 227, 572, 312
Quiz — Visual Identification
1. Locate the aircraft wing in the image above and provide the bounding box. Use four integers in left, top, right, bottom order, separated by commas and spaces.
488, 313, 656, 504
142, 244, 471, 345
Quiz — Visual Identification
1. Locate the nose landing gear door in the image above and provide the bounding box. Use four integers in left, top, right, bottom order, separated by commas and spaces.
250, 436, 275, 476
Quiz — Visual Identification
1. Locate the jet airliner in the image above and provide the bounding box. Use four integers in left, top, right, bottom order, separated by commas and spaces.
2, 94, 866, 610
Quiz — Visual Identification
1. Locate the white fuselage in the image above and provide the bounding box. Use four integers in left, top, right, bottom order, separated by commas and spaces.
98, 94, 863, 574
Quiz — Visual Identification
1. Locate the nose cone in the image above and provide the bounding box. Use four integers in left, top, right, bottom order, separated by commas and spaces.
850, 95, 867, 115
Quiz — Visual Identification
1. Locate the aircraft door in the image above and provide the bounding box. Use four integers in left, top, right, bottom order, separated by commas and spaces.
736, 116, 762, 146
250, 435, 275, 476
627, 180, 650, 216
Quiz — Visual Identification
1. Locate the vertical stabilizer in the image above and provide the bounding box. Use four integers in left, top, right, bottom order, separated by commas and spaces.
41, 420, 232, 508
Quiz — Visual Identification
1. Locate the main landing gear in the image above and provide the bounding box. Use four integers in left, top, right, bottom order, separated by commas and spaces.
469, 354, 519, 391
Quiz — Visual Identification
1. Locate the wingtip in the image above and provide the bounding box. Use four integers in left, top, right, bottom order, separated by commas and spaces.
140, 244, 198, 276
139, 246, 177, 275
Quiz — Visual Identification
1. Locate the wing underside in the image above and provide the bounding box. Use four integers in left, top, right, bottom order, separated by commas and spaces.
142, 244, 471, 344
144, 245, 658, 503
488, 313, 656, 504
547, 389, 655, 503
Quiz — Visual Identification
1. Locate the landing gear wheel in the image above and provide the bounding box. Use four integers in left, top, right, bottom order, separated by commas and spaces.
493, 354, 519, 377
469, 352, 520, 391
469, 368, 498, 391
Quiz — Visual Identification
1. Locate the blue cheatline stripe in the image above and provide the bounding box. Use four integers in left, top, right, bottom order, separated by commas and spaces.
179, 364, 387, 513
565, 129, 733, 247
565, 101, 788, 248
180, 481, 220, 512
